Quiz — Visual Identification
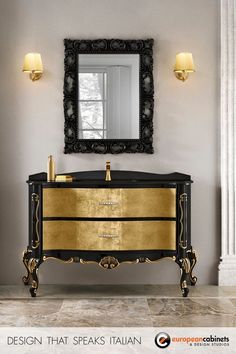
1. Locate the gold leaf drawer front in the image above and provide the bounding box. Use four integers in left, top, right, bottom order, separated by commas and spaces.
43, 188, 176, 218
43, 221, 176, 251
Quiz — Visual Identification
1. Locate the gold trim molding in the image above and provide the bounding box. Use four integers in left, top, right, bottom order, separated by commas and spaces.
179, 193, 187, 249
187, 248, 198, 285
31, 193, 40, 249
180, 257, 191, 273
80, 256, 176, 269
41, 255, 177, 270
28, 258, 38, 273
42, 256, 74, 264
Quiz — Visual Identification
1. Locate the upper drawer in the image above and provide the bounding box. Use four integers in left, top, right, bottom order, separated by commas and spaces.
43, 188, 176, 218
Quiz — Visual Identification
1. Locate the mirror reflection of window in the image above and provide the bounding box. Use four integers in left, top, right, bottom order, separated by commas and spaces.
78, 69, 107, 139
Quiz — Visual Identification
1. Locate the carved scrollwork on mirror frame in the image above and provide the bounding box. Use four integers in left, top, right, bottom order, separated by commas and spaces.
64, 38, 154, 154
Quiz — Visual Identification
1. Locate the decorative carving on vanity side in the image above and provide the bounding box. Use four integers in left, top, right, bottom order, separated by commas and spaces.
178, 257, 190, 297
179, 257, 191, 274
22, 249, 32, 285
179, 193, 188, 250
31, 193, 40, 249
187, 248, 198, 285
27, 257, 39, 297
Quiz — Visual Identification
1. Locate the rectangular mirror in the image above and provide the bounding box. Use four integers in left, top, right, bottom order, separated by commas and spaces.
64, 39, 154, 154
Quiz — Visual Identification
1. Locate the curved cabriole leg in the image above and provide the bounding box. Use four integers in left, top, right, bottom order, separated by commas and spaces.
22, 250, 31, 285
180, 270, 189, 297
179, 258, 190, 297
30, 269, 39, 298
28, 258, 39, 297
187, 248, 198, 286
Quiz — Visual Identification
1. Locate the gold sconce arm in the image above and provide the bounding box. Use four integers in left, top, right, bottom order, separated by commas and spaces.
174, 69, 195, 82
29, 71, 43, 82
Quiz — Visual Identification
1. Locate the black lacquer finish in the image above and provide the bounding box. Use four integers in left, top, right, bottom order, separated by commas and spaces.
23, 170, 197, 297
64, 39, 154, 154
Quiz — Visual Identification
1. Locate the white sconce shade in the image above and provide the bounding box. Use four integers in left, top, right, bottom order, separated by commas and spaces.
174, 52, 195, 81
22, 53, 43, 81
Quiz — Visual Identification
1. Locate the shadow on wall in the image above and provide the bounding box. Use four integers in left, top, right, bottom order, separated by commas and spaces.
0, 0, 30, 284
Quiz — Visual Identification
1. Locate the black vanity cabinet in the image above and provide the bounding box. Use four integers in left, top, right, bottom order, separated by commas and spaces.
22, 171, 197, 297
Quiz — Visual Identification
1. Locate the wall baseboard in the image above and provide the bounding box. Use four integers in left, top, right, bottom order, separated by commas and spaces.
218, 256, 236, 285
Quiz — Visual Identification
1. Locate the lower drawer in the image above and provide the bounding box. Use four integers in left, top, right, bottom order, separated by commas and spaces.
43, 221, 176, 251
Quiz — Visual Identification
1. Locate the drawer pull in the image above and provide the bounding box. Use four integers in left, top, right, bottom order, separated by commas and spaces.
98, 234, 119, 239
99, 201, 118, 206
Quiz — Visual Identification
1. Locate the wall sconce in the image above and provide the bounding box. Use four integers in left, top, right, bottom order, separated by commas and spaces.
22, 53, 43, 81
174, 52, 195, 82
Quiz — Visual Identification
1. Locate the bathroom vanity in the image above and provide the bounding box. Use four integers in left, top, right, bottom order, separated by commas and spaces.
22, 170, 197, 297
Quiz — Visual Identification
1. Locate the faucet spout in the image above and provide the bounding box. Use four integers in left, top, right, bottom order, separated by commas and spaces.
105, 161, 111, 181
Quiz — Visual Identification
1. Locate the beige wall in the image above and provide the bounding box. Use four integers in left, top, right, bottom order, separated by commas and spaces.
0, 0, 220, 284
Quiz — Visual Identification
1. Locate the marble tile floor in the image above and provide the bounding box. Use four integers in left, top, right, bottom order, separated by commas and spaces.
0, 285, 236, 327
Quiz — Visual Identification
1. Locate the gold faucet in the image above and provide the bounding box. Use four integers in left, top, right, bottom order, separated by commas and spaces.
105, 161, 111, 181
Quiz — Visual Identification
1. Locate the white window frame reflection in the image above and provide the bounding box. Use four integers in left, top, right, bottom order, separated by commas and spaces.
78, 67, 107, 139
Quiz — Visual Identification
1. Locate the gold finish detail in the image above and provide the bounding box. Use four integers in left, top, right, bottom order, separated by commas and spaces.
98, 201, 118, 206
80, 256, 177, 269
121, 259, 140, 265
98, 234, 119, 238
55, 175, 73, 182
32, 280, 38, 289
47, 155, 55, 182
187, 248, 198, 285
182, 280, 187, 288
105, 161, 111, 181
180, 257, 191, 273
80, 259, 98, 265
174, 70, 190, 82
179, 193, 188, 249
31, 193, 39, 202
29, 72, 42, 81
99, 256, 119, 269
145, 256, 176, 263
43, 220, 176, 251
42, 256, 74, 264
179, 257, 191, 296
80, 256, 119, 269
43, 188, 176, 218
28, 258, 38, 274
31, 193, 40, 249
22, 250, 32, 285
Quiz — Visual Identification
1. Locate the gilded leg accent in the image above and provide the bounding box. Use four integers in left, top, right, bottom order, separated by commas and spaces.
28, 258, 39, 297
22, 250, 32, 285
187, 248, 198, 286
179, 258, 190, 297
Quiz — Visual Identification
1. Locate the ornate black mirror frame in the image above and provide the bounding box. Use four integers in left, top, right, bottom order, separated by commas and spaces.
64, 38, 154, 154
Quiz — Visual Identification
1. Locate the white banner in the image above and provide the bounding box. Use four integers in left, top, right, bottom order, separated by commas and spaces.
0, 327, 235, 353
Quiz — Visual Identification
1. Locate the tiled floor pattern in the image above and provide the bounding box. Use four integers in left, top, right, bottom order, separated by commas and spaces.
0, 285, 235, 327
